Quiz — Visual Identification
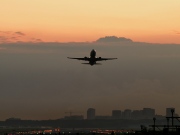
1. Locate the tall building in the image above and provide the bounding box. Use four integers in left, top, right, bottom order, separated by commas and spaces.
123, 109, 132, 119
112, 110, 121, 119
95, 115, 111, 119
87, 108, 95, 119
142, 108, 155, 119
166, 108, 175, 117
131, 110, 143, 119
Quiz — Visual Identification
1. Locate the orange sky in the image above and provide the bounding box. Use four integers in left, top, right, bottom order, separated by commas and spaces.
1, 0, 180, 43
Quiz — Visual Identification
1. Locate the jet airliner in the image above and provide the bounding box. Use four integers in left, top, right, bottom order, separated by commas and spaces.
67, 49, 117, 66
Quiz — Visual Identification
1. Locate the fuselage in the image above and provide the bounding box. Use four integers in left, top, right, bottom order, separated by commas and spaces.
89, 49, 97, 65
90, 49, 96, 58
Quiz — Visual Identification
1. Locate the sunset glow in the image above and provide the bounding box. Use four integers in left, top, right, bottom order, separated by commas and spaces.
1, 0, 180, 43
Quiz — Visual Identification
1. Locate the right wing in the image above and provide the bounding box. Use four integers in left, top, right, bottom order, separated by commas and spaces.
67, 57, 90, 61
95, 57, 117, 61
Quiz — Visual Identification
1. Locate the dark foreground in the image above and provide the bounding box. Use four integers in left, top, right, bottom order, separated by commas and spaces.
1, 128, 180, 135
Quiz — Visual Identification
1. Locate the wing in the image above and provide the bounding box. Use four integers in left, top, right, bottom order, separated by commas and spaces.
95, 57, 117, 61
67, 57, 90, 61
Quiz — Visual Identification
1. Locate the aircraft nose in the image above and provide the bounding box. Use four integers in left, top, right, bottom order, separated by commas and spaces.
92, 49, 96, 52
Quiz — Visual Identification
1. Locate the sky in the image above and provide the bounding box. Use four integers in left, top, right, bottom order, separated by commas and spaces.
1, 0, 180, 43
0, 1, 180, 120
1, 39, 180, 120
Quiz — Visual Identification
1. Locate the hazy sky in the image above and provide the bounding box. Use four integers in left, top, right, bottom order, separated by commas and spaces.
1, 1, 180, 120
1, 0, 180, 43
1, 39, 180, 120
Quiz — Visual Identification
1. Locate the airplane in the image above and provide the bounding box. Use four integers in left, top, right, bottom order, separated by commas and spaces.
67, 49, 117, 66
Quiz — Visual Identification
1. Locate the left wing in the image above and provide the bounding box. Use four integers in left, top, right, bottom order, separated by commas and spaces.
67, 57, 90, 61
95, 57, 117, 61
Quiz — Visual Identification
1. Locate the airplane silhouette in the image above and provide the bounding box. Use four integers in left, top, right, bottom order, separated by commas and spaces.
67, 49, 117, 66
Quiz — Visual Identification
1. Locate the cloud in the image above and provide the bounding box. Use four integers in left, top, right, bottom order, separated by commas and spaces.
0, 31, 25, 43
172, 30, 180, 35
31, 38, 43, 42
95, 36, 133, 43
0, 31, 25, 36
0, 36, 9, 43
11, 36, 18, 40
0, 31, 43, 43
0, 36, 7, 40
0, 31, 12, 34
14, 31, 25, 36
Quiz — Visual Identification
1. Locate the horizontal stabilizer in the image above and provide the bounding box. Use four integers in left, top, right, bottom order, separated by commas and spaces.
81, 63, 102, 65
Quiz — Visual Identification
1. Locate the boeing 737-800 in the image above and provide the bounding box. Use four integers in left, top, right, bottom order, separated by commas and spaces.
67, 49, 117, 66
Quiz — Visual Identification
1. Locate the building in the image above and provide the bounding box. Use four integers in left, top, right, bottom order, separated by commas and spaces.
112, 110, 121, 119
166, 108, 175, 117
123, 109, 132, 119
155, 114, 165, 119
95, 115, 112, 119
142, 108, 155, 119
87, 108, 95, 119
131, 110, 143, 119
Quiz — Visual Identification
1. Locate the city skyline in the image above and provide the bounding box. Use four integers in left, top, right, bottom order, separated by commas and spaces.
3, 106, 178, 121
60, 107, 178, 120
